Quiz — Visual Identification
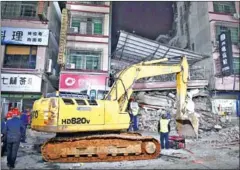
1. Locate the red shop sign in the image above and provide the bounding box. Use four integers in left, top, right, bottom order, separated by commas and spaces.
59, 73, 108, 92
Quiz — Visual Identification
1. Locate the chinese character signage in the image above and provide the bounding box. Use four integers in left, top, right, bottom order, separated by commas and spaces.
1, 74, 42, 92
58, 8, 68, 64
218, 30, 233, 76
1, 27, 49, 46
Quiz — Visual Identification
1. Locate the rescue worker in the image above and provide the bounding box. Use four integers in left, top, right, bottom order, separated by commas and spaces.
6, 108, 14, 120
129, 98, 139, 131
20, 109, 29, 143
1, 117, 7, 156
26, 108, 31, 127
158, 114, 171, 150
3, 110, 24, 169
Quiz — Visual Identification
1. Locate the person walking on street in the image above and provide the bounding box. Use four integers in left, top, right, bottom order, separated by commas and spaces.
3, 111, 24, 169
20, 109, 29, 143
158, 114, 171, 150
1, 118, 7, 156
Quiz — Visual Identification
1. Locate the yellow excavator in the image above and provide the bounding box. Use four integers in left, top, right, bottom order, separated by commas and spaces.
31, 56, 198, 163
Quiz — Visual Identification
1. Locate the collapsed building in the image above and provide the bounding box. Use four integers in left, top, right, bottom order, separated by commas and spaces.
111, 30, 238, 137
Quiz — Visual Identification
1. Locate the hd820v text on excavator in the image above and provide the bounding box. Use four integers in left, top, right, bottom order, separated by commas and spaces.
31, 56, 198, 163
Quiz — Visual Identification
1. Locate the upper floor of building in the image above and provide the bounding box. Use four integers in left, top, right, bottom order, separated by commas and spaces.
1, 1, 61, 43
1, 2, 61, 77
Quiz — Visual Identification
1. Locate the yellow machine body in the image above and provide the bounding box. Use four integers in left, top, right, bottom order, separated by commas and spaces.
31, 56, 195, 163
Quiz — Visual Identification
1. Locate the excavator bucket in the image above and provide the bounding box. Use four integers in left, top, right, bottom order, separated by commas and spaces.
176, 114, 199, 138
175, 90, 200, 138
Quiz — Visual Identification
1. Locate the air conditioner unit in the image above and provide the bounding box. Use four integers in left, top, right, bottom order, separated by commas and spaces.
233, 13, 240, 19
46, 59, 52, 73
66, 63, 76, 69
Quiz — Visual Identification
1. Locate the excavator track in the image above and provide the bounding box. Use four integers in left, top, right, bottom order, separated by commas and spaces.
41, 133, 160, 163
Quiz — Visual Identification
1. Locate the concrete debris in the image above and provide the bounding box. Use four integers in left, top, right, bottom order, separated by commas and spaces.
218, 126, 239, 143
136, 89, 236, 137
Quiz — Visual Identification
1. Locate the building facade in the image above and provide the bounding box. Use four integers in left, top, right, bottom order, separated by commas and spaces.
169, 1, 240, 115
1, 1, 61, 116
58, 1, 112, 99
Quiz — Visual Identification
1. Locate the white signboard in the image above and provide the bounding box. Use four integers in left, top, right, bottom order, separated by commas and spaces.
1, 74, 42, 92
1, 27, 49, 46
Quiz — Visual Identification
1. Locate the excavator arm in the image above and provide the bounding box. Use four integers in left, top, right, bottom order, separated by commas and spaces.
105, 56, 198, 137
105, 56, 188, 113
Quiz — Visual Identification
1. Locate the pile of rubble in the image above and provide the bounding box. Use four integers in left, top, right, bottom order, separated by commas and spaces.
218, 126, 239, 143
135, 89, 227, 134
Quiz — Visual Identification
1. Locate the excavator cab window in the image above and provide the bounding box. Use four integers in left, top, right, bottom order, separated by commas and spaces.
87, 100, 98, 106
62, 98, 75, 105
75, 99, 87, 106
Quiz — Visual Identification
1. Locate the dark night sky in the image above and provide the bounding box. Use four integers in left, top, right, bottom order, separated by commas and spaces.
111, 1, 174, 50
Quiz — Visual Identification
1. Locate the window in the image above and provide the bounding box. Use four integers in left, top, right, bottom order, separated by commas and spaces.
67, 50, 102, 70
75, 99, 87, 106
71, 16, 103, 35
233, 58, 240, 74
1, 1, 39, 19
216, 26, 239, 44
3, 45, 37, 69
87, 100, 98, 106
213, 2, 235, 14
62, 98, 75, 105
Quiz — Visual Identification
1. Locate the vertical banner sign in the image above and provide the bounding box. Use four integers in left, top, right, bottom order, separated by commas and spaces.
58, 8, 68, 64
218, 30, 233, 76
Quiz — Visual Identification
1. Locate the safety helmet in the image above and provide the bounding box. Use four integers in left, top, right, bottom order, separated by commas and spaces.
161, 113, 167, 119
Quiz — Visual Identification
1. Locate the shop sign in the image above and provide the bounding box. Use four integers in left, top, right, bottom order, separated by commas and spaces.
1, 74, 42, 92
218, 30, 233, 76
59, 73, 108, 93
1, 27, 49, 46
58, 8, 68, 64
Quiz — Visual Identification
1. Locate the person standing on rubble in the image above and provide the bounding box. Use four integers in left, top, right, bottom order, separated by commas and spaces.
3, 110, 24, 169
128, 97, 140, 131
158, 114, 171, 149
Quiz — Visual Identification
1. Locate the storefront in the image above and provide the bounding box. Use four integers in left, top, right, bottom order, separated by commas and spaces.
1, 73, 42, 117
211, 91, 240, 117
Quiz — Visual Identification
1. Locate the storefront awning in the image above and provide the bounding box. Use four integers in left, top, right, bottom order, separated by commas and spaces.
113, 30, 210, 65
1, 93, 42, 99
